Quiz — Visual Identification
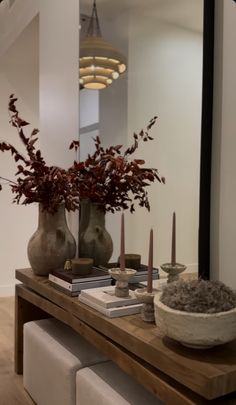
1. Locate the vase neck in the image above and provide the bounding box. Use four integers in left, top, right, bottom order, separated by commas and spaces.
79, 200, 91, 233
38, 204, 66, 229
88, 203, 105, 227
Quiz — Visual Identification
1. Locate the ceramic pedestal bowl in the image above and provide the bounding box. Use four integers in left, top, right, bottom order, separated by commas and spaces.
109, 268, 136, 298
154, 294, 236, 349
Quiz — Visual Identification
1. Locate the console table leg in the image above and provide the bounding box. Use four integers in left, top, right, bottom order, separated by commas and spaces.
15, 286, 49, 374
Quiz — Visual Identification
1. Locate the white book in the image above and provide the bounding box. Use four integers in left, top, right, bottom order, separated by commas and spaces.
139, 279, 167, 290
49, 282, 80, 297
80, 286, 139, 308
79, 295, 142, 318
49, 274, 112, 292
129, 273, 159, 284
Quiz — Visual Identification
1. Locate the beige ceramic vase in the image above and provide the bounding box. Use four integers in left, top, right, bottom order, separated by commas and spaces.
79, 201, 113, 266
27, 204, 76, 276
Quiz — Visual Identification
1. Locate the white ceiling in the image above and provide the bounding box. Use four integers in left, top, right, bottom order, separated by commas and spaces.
81, 0, 203, 33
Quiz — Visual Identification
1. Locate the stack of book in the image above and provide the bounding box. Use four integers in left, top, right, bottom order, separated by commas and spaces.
99, 263, 159, 284
49, 268, 112, 297
78, 286, 143, 318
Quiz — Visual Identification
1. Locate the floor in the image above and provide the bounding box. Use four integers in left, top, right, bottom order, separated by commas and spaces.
0, 296, 34, 405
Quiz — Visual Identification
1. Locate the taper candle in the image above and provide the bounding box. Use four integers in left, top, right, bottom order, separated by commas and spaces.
147, 229, 153, 293
120, 213, 125, 271
171, 212, 176, 265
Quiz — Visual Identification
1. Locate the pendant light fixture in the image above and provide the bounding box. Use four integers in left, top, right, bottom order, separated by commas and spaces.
79, 0, 127, 90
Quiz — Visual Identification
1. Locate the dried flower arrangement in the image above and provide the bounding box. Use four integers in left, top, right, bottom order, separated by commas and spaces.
0, 95, 79, 213
160, 279, 236, 314
0, 95, 164, 214
69, 118, 165, 213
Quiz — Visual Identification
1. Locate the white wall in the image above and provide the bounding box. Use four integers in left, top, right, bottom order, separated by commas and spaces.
0, 17, 39, 296
211, 0, 236, 289
125, 16, 202, 269
0, 0, 39, 59
39, 0, 79, 168
0, 1, 80, 295
80, 89, 99, 129
99, 12, 129, 149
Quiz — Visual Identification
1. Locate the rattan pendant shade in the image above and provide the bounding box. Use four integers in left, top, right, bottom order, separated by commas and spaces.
79, 0, 127, 90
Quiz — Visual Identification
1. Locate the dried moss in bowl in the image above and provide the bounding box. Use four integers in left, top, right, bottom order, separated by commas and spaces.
160, 279, 236, 314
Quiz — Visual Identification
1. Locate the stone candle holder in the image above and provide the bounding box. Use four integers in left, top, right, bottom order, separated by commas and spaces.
109, 268, 136, 298
135, 288, 159, 322
160, 263, 186, 283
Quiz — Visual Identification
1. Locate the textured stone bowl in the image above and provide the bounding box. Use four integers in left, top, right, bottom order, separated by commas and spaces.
154, 294, 236, 349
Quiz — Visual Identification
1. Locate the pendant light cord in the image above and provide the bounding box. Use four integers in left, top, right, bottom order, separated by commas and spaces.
87, 0, 102, 37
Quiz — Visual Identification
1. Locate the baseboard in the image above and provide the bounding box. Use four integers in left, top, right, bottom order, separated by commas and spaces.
0, 282, 20, 297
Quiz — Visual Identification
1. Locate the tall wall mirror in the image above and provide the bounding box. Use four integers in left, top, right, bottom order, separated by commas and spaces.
79, 0, 214, 278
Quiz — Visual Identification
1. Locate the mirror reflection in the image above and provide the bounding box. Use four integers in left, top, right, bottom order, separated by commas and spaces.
79, 0, 203, 273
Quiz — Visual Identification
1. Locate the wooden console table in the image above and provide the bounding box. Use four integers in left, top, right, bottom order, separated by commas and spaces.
15, 269, 236, 405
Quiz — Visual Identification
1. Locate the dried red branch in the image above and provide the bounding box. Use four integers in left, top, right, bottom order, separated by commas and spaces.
1, 95, 164, 214
0, 95, 79, 213
70, 117, 165, 213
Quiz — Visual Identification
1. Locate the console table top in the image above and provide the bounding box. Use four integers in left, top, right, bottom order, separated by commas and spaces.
15, 268, 236, 404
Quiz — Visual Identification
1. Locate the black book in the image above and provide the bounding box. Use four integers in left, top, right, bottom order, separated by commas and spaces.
99, 263, 159, 276
51, 267, 111, 284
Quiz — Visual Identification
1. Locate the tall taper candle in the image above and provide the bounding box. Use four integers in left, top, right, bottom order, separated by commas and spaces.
147, 229, 153, 293
120, 213, 125, 271
171, 212, 176, 265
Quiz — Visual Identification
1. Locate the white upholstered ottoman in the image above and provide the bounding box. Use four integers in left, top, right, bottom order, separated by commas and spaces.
76, 362, 163, 405
23, 319, 107, 405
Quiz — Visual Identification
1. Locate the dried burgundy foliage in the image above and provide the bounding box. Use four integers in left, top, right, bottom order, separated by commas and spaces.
0, 95, 164, 214
69, 117, 165, 213
0, 95, 79, 213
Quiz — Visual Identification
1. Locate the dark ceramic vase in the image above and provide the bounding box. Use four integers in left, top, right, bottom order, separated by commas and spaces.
79, 201, 113, 266
27, 204, 76, 276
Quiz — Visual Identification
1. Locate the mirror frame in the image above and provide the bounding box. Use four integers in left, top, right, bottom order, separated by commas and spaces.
198, 0, 215, 279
